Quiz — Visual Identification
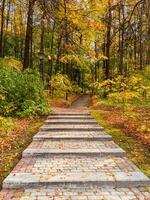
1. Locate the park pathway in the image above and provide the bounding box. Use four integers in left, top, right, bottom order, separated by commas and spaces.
0, 95, 150, 200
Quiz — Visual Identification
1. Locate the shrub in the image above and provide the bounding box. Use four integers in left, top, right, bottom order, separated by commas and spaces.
49, 73, 72, 98
72, 84, 82, 94
0, 116, 16, 137
0, 61, 49, 117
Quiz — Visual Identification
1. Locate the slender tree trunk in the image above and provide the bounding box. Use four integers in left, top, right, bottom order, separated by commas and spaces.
63, 0, 69, 75
105, 1, 111, 79
39, 0, 46, 84
3, 0, 11, 56
139, 5, 144, 70
23, 0, 35, 69
118, 0, 125, 75
48, 22, 55, 80
56, 35, 62, 73
102, 41, 106, 78
0, 0, 6, 57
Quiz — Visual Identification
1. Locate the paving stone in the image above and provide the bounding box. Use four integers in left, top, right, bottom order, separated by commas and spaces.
6, 155, 140, 174
25, 140, 120, 149
22, 140, 125, 157
3, 156, 150, 188
1, 186, 150, 200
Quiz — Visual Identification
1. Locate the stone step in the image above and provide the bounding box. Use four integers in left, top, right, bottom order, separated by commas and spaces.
50, 113, 90, 116
3, 170, 150, 188
40, 124, 104, 131
22, 140, 125, 157
4, 155, 141, 175
46, 119, 97, 122
44, 119, 97, 125
1, 185, 150, 200
23, 148, 125, 157
33, 132, 112, 141
48, 116, 93, 119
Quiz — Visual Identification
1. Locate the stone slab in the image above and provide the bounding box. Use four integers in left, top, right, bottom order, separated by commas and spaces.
23, 140, 121, 152
40, 124, 104, 131
48, 116, 93, 119
3, 172, 150, 189
45, 119, 97, 123
1, 186, 150, 200
3, 155, 150, 189
22, 148, 125, 157
44, 120, 98, 125
50, 113, 90, 116
33, 134, 112, 141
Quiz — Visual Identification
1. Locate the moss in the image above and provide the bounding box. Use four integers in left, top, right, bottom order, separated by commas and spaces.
91, 110, 150, 178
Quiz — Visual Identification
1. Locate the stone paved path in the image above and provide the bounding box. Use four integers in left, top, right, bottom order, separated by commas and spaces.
0, 96, 150, 200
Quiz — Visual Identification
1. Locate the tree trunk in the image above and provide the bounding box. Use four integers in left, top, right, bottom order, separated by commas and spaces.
0, 0, 6, 57
118, 0, 125, 74
23, 0, 35, 69
105, 0, 112, 79
39, 6, 45, 84
3, 0, 11, 56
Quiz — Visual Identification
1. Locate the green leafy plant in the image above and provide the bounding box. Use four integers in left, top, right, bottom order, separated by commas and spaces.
0, 117, 16, 137
0, 61, 50, 117
49, 73, 72, 99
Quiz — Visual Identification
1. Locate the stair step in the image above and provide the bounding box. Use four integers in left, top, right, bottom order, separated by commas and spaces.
23, 148, 125, 157
46, 119, 96, 122
33, 133, 112, 141
34, 130, 109, 136
50, 113, 90, 116
40, 124, 104, 131
1, 185, 149, 199
44, 120, 97, 125
3, 171, 150, 188
48, 116, 93, 119
23, 140, 121, 156
3, 156, 150, 188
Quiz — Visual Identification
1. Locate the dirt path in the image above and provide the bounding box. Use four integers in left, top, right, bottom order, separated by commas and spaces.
69, 94, 90, 109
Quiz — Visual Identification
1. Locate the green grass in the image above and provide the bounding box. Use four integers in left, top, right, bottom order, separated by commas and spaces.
91, 110, 150, 178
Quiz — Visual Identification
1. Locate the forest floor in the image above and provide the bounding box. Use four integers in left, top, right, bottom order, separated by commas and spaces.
0, 117, 45, 188
90, 95, 150, 177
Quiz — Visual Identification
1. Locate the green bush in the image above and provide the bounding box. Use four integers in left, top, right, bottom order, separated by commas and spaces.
49, 73, 72, 98
72, 84, 82, 94
0, 116, 16, 137
0, 62, 50, 117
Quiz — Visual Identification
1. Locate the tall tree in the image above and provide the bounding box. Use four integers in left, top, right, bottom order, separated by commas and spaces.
0, 0, 6, 57
105, 0, 112, 79
23, 0, 36, 69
